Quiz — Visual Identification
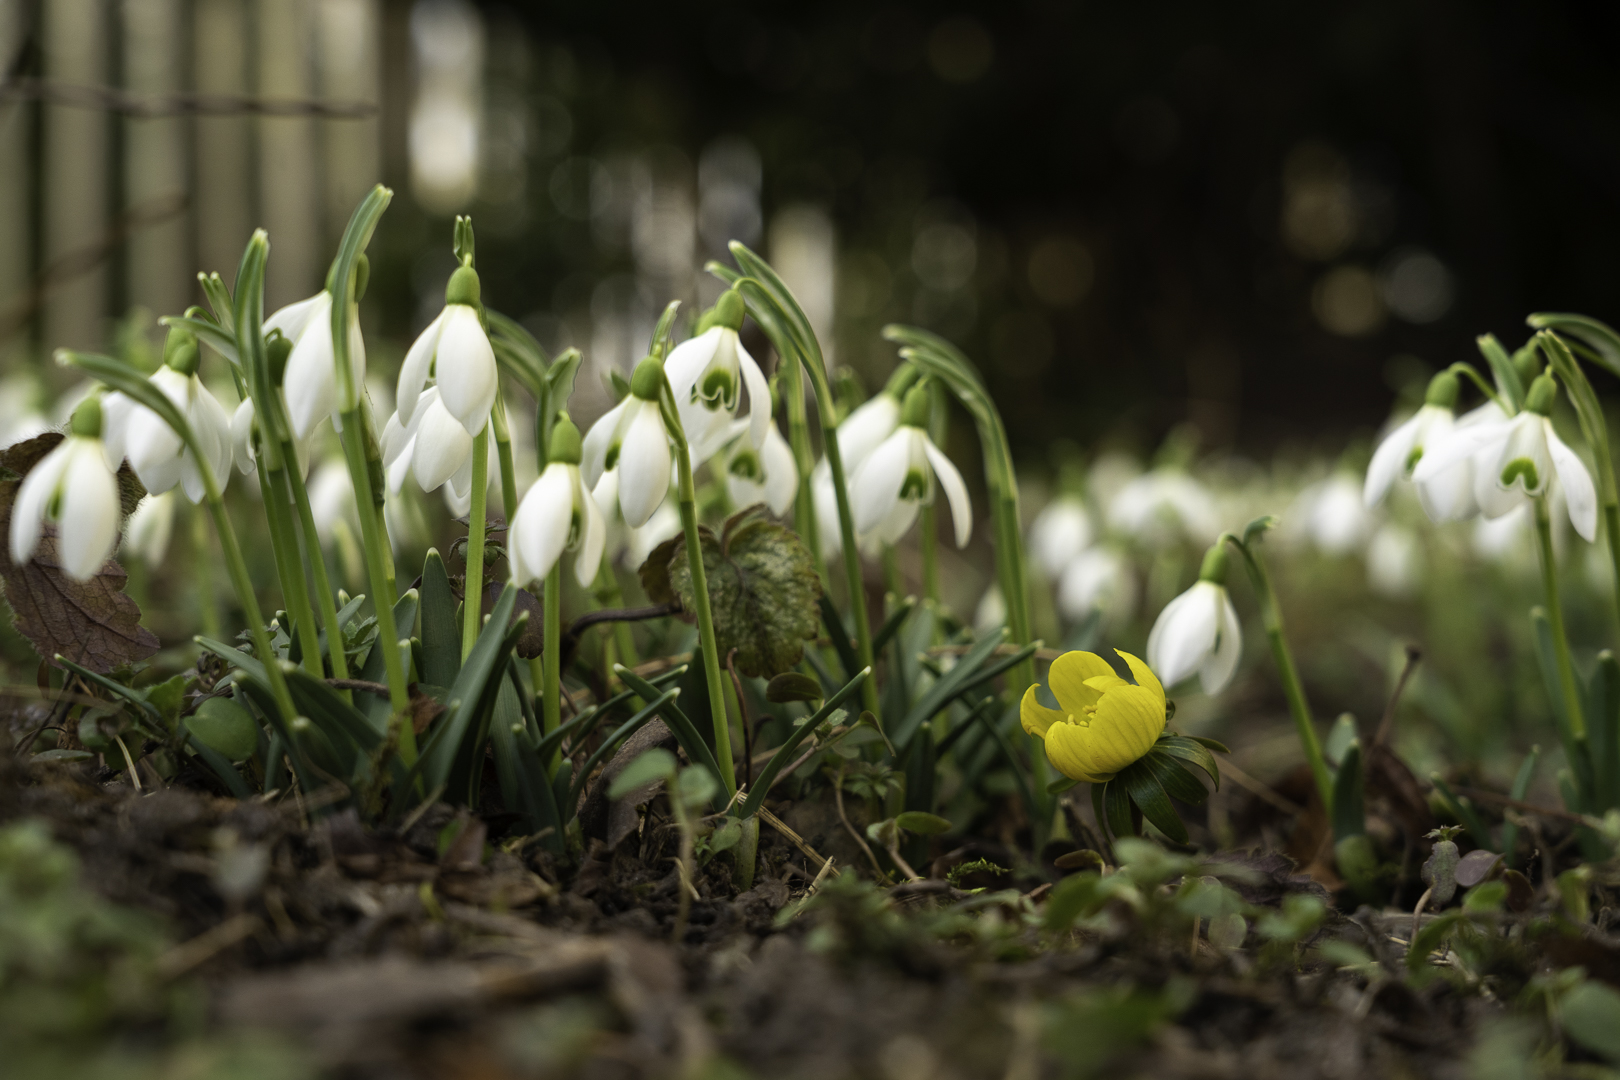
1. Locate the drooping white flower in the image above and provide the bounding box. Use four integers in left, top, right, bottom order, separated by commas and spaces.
1413, 373, 1597, 541
849, 385, 972, 547
509, 419, 605, 589
1030, 496, 1093, 580
722, 418, 798, 516
266, 290, 367, 441
582, 358, 674, 530
1364, 370, 1471, 519
122, 491, 177, 568
664, 290, 771, 468
1146, 544, 1242, 694
1294, 473, 1373, 556
102, 331, 233, 504
10, 398, 122, 582
1057, 546, 1137, 626
1108, 468, 1219, 548
382, 386, 474, 498
396, 264, 498, 439
1367, 523, 1421, 598
627, 497, 682, 569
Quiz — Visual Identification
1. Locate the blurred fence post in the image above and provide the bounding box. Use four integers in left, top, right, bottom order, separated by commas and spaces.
124, 0, 189, 322
0, 4, 30, 361
43, 0, 109, 351
258, 0, 320, 307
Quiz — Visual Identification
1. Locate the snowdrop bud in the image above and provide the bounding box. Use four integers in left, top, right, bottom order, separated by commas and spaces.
1198, 541, 1228, 585
163, 326, 199, 376
267, 331, 292, 386
711, 288, 745, 332
550, 417, 583, 464
70, 394, 103, 438
899, 383, 931, 428
1513, 347, 1540, 392
1525, 373, 1557, 416
630, 355, 665, 400
445, 263, 480, 307
1424, 370, 1458, 408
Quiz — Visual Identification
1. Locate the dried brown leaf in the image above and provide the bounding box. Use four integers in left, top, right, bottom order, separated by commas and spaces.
0, 433, 158, 673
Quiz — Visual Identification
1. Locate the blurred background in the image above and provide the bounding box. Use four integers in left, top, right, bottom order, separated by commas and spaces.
3, 0, 1618, 459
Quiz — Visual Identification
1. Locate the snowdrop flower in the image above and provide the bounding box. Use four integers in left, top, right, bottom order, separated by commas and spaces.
265, 288, 366, 441
664, 289, 771, 467
122, 491, 176, 567
626, 497, 682, 569
509, 419, 605, 588
1294, 473, 1372, 556
382, 386, 474, 497
1108, 469, 1219, 548
1057, 546, 1137, 626
1473, 504, 1532, 564
1030, 496, 1093, 580
1021, 649, 1167, 783
1364, 371, 1476, 519
0, 376, 49, 448
974, 585, 1006, 635
102, 329, 233, 504
11, 397, 122, 581
849, 384, 972, 547
1414, 373, 1597, 541
396, 264, 498, 440
1147, 544, 1242, 694
722, 417, 798, 516
582, 357, 673, 529
1367, 523, 1421, 598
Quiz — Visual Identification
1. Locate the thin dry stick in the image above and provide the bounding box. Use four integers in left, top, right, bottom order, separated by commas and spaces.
112, 733, 142, 793
757, 805, 830, 869
835, 761, 885, 877
1375, 645, 1423, 747
884, 838, 922, 882
156, 914, 262, 979
1452, 785, 1602, 828
1218, 758, 1305, 816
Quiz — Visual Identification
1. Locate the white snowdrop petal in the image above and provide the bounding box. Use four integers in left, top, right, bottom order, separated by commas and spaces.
1411, 421, 1506, 484
922, 435, 973, 548
738, 339, 772, 450
1547, 421, 1599, 543
433, 305, 497, 436
511, 465, 574, 585
10, 441, 71, 566
264, 293, 325, 341
581, 399, 629, 490
617, 402, 672, 529
850, 430, 911, 535
396, 310, 445, 425
575, 473, 607, 588
58, 440, 120, 581
283, 302, 338, 440
663, 328, 721, 404
411, 398, 474, 491
837, 395, 901, 469
760, 425, 798, 516
1364, 412, 1421, 508
1200, 589, 1243, 695
1148, 584, 1219, 689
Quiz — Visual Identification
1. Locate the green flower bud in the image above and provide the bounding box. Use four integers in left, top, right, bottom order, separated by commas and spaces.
1424, 370, 1458, 409
1526, 373, 1557, 416
267, 330, 293, 387
445, 264, 481, 308
1513, 346, 1540, 393
70, 395, 103, 438
1198, 542, 1228, 585
630, 356, 665, 400
549, 417, 583, 465
900, 383, 931, 428
712, 289, 745, 332
163, 326, 200, 376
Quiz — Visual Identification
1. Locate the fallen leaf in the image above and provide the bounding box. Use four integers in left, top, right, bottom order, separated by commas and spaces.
639, 504, 822, 678
0, 434, 158, 673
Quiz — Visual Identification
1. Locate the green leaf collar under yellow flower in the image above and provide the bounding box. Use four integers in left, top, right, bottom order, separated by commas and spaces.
1021, 649, 1167, 783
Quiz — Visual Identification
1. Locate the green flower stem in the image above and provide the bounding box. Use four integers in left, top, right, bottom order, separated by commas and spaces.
492, 396, 519, 522
192, 502, 220, 641
596, 565, 640, 669
1225, 532, 1333, 810
260, 458, 323, 676
1535, 495, 1587, 740
543, 562, 562, 759
781, 347, 818, 563
1605, 502, 1620, 639
281, 440, 350, 686
657, 384, 737, 797
461, 426, 490, 661
337, 415, 415, 765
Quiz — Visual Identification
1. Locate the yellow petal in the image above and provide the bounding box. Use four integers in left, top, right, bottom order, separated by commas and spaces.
1083, 674, 1130, 695
1043, 720, 1114, 783
1049, 650, 1116, 714
1116, 649, 1166, 707
1020, 684, 1066, 739
1089, 684, 1166, 774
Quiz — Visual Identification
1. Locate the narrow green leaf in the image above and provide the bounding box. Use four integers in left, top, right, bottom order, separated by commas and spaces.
419, 548, 460, 687
1157, 736, 1220, 789
181, 727, 254, 799
893, 628, 1007, 749
895, 810, 952, 835
1118, 761, 1187, 844
285, 666, 384, 751
1429, 773, 1495, 852
532, 666, 688, 765
418, 587, 520, 795
1141, 751, 1211, 806
1103, 779, 1137, 841
738, 667, 871, 819
53, 656, 163, 724
818, 595, 862, 682
159, 314, 240, 366
1527, 312, 1620, 378
872, 598, 916, 655
1331, 741, 1365, 840
613, 664, 726, 794
568, 691, 679, 814
648, 300, 682, 361
1476, 333, 1528, 411
1501, 745, 1540, 865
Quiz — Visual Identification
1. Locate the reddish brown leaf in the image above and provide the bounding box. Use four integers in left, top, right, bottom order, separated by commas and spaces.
0, 433, 158, 673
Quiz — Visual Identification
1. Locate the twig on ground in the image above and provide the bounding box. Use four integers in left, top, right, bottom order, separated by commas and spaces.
1217, 758, 1305, 816
835, 762, 885, 877
1375, 645, 1422, 747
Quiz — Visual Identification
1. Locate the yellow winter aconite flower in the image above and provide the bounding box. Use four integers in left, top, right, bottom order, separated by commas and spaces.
1020, 650, 1167, 783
